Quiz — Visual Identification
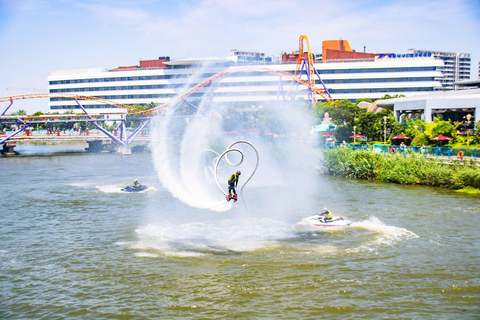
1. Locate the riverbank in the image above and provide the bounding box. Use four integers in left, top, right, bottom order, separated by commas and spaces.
321, 148, 480, 190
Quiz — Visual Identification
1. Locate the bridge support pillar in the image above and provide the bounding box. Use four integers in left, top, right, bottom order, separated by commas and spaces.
120, 145, 131, 155
85, 140, 116, 153
1, 140, 19, 156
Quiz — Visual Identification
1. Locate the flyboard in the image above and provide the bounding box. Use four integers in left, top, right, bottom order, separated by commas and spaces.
214, 140, 259, 204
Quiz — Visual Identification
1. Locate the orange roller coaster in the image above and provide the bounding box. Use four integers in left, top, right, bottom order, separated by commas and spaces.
0, 93, 143, 114
295, 35, 315, 90
1, 35, 332, 117
141, 65, 333, 116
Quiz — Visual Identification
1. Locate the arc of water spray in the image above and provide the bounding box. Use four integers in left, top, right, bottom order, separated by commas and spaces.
214, 141, 259, 227
201, 149, 226, 175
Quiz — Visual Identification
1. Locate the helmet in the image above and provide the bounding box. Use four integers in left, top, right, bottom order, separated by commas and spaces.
323, 208, 328, 211
134, 179, 138, 182
236, 170, 241, 175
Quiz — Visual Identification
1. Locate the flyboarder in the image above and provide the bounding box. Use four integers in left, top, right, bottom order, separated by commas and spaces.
226, 170, 241, 202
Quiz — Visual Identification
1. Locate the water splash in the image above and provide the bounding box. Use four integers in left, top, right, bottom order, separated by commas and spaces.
148, 65, 320, 214
123, 218, 293, 257
348, 216, 419, 253
150, 104, 231, 211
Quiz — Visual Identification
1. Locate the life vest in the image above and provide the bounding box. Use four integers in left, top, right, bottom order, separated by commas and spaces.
325, 210, 333, 219
228, 173, 238, 184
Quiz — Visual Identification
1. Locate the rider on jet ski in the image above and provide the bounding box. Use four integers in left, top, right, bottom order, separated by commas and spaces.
318, 208, 333, 223
133, 179, 142, 187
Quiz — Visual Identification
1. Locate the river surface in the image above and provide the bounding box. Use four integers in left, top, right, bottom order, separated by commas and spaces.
1, 142, 479, 319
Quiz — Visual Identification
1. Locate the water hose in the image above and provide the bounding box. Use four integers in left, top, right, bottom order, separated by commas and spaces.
214, 141, 259, 229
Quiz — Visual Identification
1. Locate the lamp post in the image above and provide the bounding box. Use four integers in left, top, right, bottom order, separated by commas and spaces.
383, 116, 387, 146
466, 115, 471, 146
353, 125, 357, 143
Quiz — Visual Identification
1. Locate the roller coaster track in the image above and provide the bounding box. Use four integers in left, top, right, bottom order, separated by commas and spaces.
142, 66, 333, 115
1, 65, 332, 117
0, 93, 142, 114
295, 35, 315, 89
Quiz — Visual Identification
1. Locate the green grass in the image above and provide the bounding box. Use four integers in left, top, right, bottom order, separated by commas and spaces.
455, 187, 480, 194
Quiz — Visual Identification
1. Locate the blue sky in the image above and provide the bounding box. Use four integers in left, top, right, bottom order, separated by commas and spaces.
0, 0, 479, 113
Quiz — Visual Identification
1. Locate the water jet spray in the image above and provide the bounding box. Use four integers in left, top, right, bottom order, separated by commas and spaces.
214, 140, 259, 228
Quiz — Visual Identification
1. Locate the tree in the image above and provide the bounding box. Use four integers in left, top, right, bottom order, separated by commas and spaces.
334, 124, 353, 142
357, 112, 382, 141
312, 99, 360, 126
13, 109, 27, 116
380, 94, 406, 100
356, 98, 373, 104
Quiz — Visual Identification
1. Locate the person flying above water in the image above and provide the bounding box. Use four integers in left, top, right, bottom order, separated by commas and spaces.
226, 171, 241, 202
318, 208, 333, 223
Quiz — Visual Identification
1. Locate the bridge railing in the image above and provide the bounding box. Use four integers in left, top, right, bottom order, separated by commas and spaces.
0, 128, 149, 137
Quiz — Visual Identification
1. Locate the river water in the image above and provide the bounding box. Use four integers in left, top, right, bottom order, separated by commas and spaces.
1, 142, 479, 319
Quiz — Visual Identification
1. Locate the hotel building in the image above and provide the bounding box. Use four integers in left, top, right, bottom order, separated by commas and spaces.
47, 41, 445, 114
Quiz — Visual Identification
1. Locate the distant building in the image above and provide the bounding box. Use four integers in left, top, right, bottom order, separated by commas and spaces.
377, 88, 480, 124
407, 49, 471, 90
47, 45, 444, 114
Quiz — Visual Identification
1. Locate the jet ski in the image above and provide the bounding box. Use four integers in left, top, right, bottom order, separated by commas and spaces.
299, 215, 352, 229
121, 185, 148, 192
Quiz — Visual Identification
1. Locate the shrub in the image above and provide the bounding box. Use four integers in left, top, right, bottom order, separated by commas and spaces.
321, 148, 480, 190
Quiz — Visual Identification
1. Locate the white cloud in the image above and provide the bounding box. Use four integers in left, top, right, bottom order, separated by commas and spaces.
80, 0, 478, 57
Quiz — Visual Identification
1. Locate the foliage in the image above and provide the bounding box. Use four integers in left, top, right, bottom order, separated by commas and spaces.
333, 124, 353, 142
322, 148, 379, 179
410, 133, 429, 147
311, 97, 475, 148
322, 147, 480, 190
380, 94, 406, 99
356, 98, 373, 104
313, 100, 360, 127
12, 109, 27, 115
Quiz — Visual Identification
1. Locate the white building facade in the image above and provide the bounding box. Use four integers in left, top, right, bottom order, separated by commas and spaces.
407, 49, 471, 90
47, 54, 444, 114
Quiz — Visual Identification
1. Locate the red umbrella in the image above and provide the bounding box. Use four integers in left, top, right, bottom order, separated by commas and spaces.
323, 133, 333, 137
349, 134, 367, 138
430, 135, 452, 141
391, 135, 410, 139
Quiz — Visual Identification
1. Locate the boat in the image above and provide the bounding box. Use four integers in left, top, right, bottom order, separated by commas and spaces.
297, 214, 352, 229
121, 185, 148, 192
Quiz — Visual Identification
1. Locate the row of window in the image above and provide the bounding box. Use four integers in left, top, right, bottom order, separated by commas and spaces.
48, 67, 439, 85
49, 87, 434, 110
329, 87, 434, 94
51, 104, 119, 109
49, 86, 435, 104
49, 77, 437, 94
